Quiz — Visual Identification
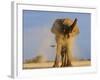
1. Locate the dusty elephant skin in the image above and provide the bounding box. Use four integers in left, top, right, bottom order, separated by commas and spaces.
51, 18, 80, 67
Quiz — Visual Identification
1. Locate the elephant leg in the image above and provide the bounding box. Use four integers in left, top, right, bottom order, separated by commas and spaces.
61, 48, 65, 67
66, 59, 72, 67
53, 44, 62, 67
61, 47, 67, 67
63, 46, 72, 67
66, 46, 72, 67
63, 50, 67, 67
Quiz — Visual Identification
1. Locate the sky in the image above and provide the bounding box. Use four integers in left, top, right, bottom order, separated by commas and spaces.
23, 10, 91, 61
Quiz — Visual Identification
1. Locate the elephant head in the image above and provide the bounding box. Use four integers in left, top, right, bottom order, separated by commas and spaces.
60, 18, 78, 37
51, 18, 79, 37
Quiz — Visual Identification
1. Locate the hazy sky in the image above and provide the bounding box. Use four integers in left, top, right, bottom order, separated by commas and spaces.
23, 10, 91, 61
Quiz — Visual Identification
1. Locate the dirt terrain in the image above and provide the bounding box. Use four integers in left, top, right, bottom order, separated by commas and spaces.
23, 60, 90, 69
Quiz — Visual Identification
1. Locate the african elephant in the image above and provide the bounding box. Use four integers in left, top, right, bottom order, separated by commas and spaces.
51, 18, 79, 67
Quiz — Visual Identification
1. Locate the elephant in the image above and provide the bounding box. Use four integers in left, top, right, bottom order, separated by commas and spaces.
51, 18, 80, 67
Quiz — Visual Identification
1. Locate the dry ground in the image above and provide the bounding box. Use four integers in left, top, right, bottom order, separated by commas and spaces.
23, 60, 90, 69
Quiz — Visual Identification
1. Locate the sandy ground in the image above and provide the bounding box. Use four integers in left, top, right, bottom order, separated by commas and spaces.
23, 60, 90, 69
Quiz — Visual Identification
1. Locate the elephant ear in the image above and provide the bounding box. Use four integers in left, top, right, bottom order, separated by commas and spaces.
70, 18, 77, 32
51, 19, 65, 34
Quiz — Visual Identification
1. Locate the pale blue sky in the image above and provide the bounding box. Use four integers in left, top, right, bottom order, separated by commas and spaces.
23, 10, 91, 61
